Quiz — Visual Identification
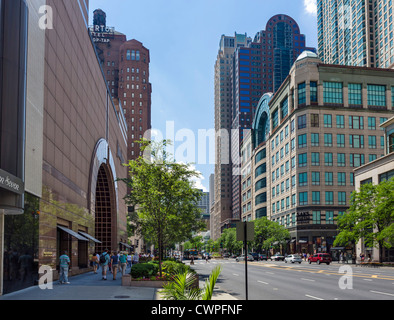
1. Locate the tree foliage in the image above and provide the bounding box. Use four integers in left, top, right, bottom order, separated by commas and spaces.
121, 140, 206, 275
334, 178, 394, 262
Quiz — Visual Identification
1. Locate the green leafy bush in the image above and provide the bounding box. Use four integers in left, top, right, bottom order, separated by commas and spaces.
130, 263, 159, 279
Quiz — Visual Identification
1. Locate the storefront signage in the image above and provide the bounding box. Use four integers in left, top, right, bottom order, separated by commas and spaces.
89, 25, 115, 43
0, 168, 24, 195
297, 211, 310, 224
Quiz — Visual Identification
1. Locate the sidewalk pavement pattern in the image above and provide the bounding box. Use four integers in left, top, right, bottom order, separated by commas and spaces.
0, 265, 237, 301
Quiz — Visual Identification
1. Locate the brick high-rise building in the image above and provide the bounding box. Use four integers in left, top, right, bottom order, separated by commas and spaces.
91, 9, 152, 161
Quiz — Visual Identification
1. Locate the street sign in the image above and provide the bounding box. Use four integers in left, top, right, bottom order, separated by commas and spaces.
236, 221, 255, 301
236, 221, 255, 242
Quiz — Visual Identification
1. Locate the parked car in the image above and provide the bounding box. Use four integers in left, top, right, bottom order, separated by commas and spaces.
222, 253, 230, 258
250, 253, 259, 261
258, 254, 268, 261
308, 253, 332, 265
236, 254, 254, 262
270, 253, 285, 261
284, 254, 302, 264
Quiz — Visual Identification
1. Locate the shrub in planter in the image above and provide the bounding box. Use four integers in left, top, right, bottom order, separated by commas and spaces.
162, 260, 192, 275
130, 263, 159, 279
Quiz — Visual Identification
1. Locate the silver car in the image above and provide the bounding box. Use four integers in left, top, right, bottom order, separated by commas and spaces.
285, 254, 302, 264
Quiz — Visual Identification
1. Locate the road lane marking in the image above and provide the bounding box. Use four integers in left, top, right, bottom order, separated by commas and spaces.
301, 278, 315, 282
233, 273, 239, 276
305, 294, 324, 300
258, 280, 269, 285
370, 290, 394, 297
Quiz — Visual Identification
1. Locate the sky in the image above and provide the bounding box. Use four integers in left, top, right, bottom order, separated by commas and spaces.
88, 0, 318, 192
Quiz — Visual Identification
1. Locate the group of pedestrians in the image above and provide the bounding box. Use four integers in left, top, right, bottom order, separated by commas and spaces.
94, 249, 139, 280
58, 249, 140, 284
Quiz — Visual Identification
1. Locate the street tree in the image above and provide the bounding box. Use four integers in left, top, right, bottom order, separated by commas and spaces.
121, 139, 205, 275
334, 178, 394, 263
253, 217, 290, 253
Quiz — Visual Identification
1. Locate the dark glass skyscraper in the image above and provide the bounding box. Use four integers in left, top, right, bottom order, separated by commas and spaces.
213, 14, 315, 234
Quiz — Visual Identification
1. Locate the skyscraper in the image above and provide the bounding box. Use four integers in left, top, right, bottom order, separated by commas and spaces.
318, 0, 394, 68
212, 15, 315, 240
213, 33, 251, 240
91, 9, 152, 161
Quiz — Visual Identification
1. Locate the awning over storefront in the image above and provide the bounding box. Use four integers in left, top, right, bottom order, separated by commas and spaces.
78, 231, 101, 243
119, 242, 132, 249
57, 226, 89, 241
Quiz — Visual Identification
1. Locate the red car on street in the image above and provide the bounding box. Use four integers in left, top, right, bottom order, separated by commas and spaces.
308, 253, 332, 265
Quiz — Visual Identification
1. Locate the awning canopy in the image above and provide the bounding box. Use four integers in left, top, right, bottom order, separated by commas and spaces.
79, 231, 101, 243
57, 226, 89, 241
119, 242, 132, 249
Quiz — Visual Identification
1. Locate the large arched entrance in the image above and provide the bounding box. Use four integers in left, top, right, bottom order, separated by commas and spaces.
89, 139, 118, 254
95, 164, 115, 253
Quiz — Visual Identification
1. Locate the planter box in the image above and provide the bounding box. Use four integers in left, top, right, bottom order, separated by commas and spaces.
122, 274, 199, 288
122, 274, 169, 288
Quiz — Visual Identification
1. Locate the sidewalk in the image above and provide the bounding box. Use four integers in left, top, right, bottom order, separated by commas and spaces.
0, 265, 237, 301
0, 265, 156, 300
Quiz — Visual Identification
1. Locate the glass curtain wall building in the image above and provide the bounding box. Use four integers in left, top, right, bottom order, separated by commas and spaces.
318, 0, 394, 68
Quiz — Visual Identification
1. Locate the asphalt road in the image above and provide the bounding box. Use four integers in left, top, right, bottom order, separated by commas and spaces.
187, 258, 394, 300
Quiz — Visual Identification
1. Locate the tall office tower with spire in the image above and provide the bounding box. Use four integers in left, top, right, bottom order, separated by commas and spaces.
318, 0, 394, 68
213, 33, 251, 240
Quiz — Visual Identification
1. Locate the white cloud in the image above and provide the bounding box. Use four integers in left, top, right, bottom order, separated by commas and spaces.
304, 0, 317, 15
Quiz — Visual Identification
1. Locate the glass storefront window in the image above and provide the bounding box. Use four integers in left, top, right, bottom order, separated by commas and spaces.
2, 193, 39, 294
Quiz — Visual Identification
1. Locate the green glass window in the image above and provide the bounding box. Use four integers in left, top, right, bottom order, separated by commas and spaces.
337, 153, 346, 167
392, 87, 394, 107
312, 211, 321, 224
311, 152, 320, 166
368, 117, 376, 130
312, 191, 320, 205
324, 114, 332, 128
298, 82, 306, 105
325, 172, 333, 186
326, 211, 334, 224
323, 81, 343, 104
368, 135, 377, 149
324, 152, 333, 166
324, 133, 333, 147
312, 172, 320, 185
311, 133, 319, 146
299, 192, 308, 205
337, 134, 345, 148
280, 98, 288, 119
348, 83, 362, 105
338, 172, 346, 186
336, 115, 345, 128
310, 81, 318, 103
338, 192, 346, 205
299, 172, 308, 187
298, 153, 307, 167
367, 84, 386, 107
325, 191, 334, 205
298, 134, 307, 148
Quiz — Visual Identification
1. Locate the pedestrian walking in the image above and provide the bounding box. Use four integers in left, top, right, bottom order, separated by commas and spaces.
132, 252, 139, 265
99, 249, 110, 280
119, 252, 127, 275
92, 252, 99, 274
127, 253, 132, 268
59, 250, 70, 284
111, 252, 119, 280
